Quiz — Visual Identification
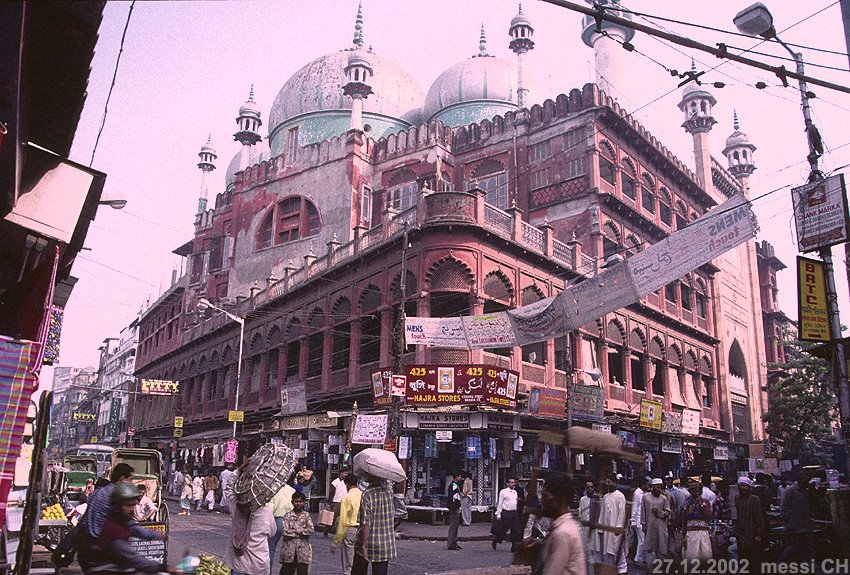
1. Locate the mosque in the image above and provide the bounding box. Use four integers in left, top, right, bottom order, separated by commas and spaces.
132, 2, 789, 495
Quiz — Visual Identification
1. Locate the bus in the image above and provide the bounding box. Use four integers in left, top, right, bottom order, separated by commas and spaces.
74, 444, 114, 477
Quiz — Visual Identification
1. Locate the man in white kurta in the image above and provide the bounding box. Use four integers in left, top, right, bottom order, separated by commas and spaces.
631, 477, 648, 565
599, 479, 627, 574
578, 481, 601, 564
642, 478, 671, 566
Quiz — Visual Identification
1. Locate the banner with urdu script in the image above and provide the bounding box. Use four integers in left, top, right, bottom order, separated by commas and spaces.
405, 194, 756, 349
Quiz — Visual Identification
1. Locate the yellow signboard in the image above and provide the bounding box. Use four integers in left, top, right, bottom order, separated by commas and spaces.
140, 379, 180, 395
639, 399, 663, 430
797, 256, 830, 342
173, 428, 184, 438
90, 437, 98, 443
228, 410, 244, 423
73, 413, 96, 421
174, 417, 184, 428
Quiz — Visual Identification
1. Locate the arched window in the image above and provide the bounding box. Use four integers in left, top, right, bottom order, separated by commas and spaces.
331, 298, 352, 372
285, 319, 301, 380
602, 222, 621, 260
695, 280, 708, 319
658, 188, 673, 226
306, 307, 325, 378
621, 159, 637, 200
482, 271, 513, 358
387, 181, 418, 211
641, 175, 656, 214
675, 200, 688, 230
277, 197, 321, 244
606, 319, 626, 386
649, 337, 665, 395
359, 285, 382, 365
521, 285, 546, 365
472, 160, 508, 209
629, 329, 646, 391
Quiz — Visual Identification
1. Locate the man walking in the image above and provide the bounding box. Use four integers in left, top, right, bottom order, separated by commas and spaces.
538, 475, 587, 575
219, 465, 234, 511
328, 469, 349, 538
734, 476, 765, 570
630, 477, 648, 565
599, 479, 627, 575
681, 480, 712, 561
447, 471, 463, 550
642, 478, 670, 566
578, 480, 601, 564
780, 473, 815, 564
332, 473, 362, 575
352, 474, 396, 575
461, 471, 474, 526
493, 477, 522, 552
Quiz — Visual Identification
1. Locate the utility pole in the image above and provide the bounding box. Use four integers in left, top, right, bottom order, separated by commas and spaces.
390, 222, 409, 440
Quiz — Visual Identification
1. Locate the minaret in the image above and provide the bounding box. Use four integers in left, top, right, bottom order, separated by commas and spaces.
722, 110, 757, 193
342, 3, 373, 131
197, 135, 216, 215
234, 85, 262, 171
677, 61, 717, 196
509, 3, 534, 109
581, 0, 634, 98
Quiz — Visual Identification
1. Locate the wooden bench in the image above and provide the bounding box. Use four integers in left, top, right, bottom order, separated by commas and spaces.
406, 504, 492, 525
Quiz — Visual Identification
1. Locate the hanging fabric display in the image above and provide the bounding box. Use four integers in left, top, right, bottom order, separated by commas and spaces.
465, 435, 481, 459
424, 434, 437, 458
541, 444, 550, 469
513, 435, 524, 452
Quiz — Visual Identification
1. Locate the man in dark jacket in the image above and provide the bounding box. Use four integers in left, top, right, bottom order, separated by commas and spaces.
780, 473, 815, 563
447, 471, 463, 550
734, 477, 766, 570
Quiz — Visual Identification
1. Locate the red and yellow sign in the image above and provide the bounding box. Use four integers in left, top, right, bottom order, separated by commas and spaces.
797, 256, 830, 342
639, 399, 663, 430
140, 379, 179, 395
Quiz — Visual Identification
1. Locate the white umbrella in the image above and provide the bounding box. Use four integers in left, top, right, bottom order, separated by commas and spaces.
353, 448, 406, 482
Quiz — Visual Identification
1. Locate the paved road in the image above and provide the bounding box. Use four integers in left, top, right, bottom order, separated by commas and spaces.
165, 501, 513, 575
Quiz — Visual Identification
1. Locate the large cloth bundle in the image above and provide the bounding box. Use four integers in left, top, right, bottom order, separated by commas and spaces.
233, 443, 298, 511
538, 427, 644, 462
352, 448, 406, 482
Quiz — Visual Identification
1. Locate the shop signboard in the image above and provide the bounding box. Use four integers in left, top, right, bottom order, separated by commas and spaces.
282, 415, 308, 431
592, 422, 612, 434
107, 398, 121, 438
404, 365, 518, 409
639, 399, 663, 430
390, 375, 406, 397
307, 413, 337, 428
351, 413, 388, 444
227, 410, 244, 423
370, 369, 393, 407
415, 412, 470, 430
130, 523, 167, 563
797, 256, 830, 342
617, 431, 636, 449
280, 382, 308, 415
140, 379, 179, 395
661, 436, 683, 454
435, 430, 453, 441
174, 416, 184, 428
571, 385, 604, 421
485, 413, 519, 431
661, 412, 682, 434
681, 409, 700, 435
528, 387, 566, 419
713, 444, 729, 461
792, 174, 849, 252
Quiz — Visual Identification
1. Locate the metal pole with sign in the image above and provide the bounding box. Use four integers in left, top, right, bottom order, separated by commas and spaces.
198, 298, 245, 439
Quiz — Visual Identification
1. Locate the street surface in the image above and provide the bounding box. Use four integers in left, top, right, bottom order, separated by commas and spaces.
164, 501, 512, 575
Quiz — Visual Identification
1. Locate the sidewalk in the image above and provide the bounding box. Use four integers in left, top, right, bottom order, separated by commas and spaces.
165, 493, 493, 542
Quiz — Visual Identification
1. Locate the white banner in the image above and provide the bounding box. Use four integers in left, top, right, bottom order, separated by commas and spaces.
351, 414, 388, 445
628, 194, 755, 294
405, 195, 756, 349
462, 312, 517, 349
681, 408, 701, 435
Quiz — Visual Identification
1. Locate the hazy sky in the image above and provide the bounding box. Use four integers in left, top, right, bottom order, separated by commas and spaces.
63, 0, 850, 368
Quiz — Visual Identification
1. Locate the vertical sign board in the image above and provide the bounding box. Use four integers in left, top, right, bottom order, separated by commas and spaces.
792, 174, 850, 252
279, 382, 308, 415
797, 256, 830, 342
639, 399, 663, 431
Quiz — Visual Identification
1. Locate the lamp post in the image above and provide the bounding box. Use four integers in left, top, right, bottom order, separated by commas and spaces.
198, 298, 245, 439
734, 2, 850, 455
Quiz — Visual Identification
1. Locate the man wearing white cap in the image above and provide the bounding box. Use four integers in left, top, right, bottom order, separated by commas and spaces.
642, 478, 670, 567
734, 476, 766, 570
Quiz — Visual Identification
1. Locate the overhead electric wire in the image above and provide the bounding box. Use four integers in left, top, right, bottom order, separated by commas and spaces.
89, 1, 135, 167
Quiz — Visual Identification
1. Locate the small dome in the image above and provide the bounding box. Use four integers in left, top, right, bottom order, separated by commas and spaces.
199, 137, 217, 158
725, 129, 752, 149
347, 49, 372, 68
268, 50, 424, 146
225, 140, 270, 187
681, 82, 713, 101
238, 86, 261, 120
422, 55, 521, 124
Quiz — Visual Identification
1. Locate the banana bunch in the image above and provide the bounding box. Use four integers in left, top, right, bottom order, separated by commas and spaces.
41, 503, 66, 521
195, 555, 228, 575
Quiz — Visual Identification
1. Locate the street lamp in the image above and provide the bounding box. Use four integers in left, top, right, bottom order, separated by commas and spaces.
197, 298, 245, 438
734, 3, 850, 456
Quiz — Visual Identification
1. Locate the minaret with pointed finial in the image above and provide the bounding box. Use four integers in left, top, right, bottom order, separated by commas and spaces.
197, 135, 217, 215
581, 0, 634, 99
723, 110, 757, 191
234, 86, 262, 171
509, 3, 535, 109
474, 24, 490, 57
678, 59, 717, 196
343, 2, 373, 131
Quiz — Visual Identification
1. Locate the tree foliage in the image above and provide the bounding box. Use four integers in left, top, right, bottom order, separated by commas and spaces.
763, 343, 835, 459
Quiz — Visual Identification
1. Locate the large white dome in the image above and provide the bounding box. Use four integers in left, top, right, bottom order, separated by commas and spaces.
422, 55, 521, 125
267, 50, 424, 147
